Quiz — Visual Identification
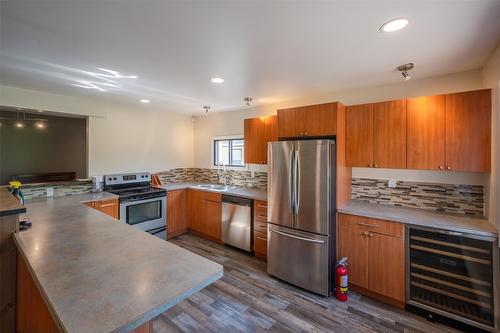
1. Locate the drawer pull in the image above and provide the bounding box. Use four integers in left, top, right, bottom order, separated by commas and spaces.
410, 245, 491, 265
98, 203, 116, 207
356, 222, 379, 228
257, 204, 267, 208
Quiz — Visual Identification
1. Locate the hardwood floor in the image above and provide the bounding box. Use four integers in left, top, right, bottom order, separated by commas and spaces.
154, 233, 462, 333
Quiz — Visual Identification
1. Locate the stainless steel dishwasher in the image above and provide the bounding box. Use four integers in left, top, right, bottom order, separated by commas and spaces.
221, 195, 252, 252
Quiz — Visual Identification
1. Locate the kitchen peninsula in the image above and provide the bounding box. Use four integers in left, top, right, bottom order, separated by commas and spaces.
9, 188, 223, 333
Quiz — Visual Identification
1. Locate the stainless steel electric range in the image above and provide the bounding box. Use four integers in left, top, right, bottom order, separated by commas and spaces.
104, 172, 167, 239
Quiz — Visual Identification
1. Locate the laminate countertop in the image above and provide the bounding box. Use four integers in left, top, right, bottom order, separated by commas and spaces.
338, 200, 498, 238
159, 182, 267, 201
0, 187, 26, 217
15, 192, 223, 333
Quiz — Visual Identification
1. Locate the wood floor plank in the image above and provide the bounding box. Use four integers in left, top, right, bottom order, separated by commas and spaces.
152, 233, 464, 333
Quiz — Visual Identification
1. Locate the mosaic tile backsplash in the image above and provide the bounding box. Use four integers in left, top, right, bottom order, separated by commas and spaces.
352, 178, 484, 216
158, 168, 268, 190
22, 180, 93, 200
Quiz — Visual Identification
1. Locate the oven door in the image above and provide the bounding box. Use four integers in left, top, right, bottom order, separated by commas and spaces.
120, 196, 166, 233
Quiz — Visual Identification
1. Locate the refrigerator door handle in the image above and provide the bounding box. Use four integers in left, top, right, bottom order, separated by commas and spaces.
269, 228, 325, 244
294, 150, 300, 215
288, 149, 294, 213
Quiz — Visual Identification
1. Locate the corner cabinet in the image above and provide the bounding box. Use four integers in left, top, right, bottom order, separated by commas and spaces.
277, 102, 339, 138
244, 115, 277, 164
338, 213, 405, 308
167, 189, 187, 239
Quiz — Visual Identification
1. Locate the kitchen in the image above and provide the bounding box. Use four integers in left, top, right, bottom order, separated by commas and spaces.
1, 1, 500, 333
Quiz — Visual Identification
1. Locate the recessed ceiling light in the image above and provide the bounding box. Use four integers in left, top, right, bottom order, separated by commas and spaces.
140, 99, 151, 104
210, 77, 224, 84
15, 121, 24, 128
380, 18, 408, 32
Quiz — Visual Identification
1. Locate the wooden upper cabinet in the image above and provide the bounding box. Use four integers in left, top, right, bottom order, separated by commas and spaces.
303, 103, 337, 136
277, 102, 338, 138
445, 89, 491, 172
407, 95, 446, 170
244, 115, 277, 164
373, 100, 407, 169
346, 103, 374, 167
277, 106, 305, 138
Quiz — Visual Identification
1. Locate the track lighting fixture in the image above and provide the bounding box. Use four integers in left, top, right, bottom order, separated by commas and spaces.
203, 105, 211, 115
397, 63, 414, 81
244, 97, 253, 106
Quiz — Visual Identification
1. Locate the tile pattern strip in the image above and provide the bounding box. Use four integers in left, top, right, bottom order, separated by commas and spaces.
21, 181, 93, 200
351, 178, 484, 216
157, 168, 268, 189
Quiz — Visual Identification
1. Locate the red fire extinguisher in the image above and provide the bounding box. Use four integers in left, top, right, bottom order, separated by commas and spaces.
335, 257, 349, 302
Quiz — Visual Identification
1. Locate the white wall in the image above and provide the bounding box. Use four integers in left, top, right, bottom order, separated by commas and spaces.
0, 85, 194, 176
193, 69, 488, 183
482, 44, 500, 231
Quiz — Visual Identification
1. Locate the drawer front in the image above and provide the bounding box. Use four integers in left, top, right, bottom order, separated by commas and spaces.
254, 220, 268, 236
339, 213, 403, 238
254, 200, 268, 221
189, 189, 221, 202
95, 199, 118, 208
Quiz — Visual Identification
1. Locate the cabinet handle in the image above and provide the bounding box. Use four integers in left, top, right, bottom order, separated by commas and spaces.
257, 204, 267, 208
368, 233, 374, 237
304, 132, 308, 135
356, 222, 379, 228
98, 203, 116, 207
439, 166, 444, 170
369, 164, 373, 167
374, 164, 378, 168
447, 166, 452, 171
361, 231, 369, 237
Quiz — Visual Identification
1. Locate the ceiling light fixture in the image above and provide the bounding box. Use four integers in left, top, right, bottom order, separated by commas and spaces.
397, 62, 414, 81
380, 18, 408, 32
244, 97, 253, 106
140, 99, 151, 104
203, 106, 211, 115
210, 77, 224, 84
15, 121, 24, 128
35, 122, 46, 129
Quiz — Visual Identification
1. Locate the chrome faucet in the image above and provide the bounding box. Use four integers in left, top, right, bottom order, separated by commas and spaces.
217, 162, 229, 186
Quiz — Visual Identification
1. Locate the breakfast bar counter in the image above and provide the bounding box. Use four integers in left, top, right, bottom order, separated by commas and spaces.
14, 193, 223, 333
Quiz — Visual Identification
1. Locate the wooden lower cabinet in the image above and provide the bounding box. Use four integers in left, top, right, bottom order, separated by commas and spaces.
253, 200, 268, 260
16, 251, 152, 333
85, 199, 119, 219
167, 190, 187, 238
187, 190, 222, 242
338, 213, 405, 307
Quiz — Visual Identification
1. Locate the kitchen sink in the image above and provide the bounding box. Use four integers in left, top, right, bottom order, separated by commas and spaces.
192, 184, 237, 192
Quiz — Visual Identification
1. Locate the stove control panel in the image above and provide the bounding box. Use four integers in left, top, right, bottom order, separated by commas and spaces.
104, 172, 151, 186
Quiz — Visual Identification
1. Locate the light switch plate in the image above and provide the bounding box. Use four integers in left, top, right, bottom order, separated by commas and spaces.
388, 179, 397, 188
46, 187, 54, 197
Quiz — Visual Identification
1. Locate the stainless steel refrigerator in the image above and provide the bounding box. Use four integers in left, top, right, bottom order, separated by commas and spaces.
267, 139, 336, 296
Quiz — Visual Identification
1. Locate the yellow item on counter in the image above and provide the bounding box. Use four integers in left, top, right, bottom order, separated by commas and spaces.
9, 180, 22, 188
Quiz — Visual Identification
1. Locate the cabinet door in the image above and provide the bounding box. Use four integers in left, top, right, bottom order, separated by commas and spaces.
254, 231, 267, 260
187, 191, 201, 233
338, 214, 369, 288
407, 96, 445, 170
277, 107, 305, 138
201, 199, 221, 241
304, 103, 337, 136
368, 232, 405, 302
167, 190, 187, 237
445, 89, 491, 172
95, 199, 119, 219
373, 100, 407, 169
244, 117, 266, 164
346, 104, 373, 167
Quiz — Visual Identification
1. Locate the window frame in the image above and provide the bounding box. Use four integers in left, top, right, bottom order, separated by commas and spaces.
211, 135, 246, 169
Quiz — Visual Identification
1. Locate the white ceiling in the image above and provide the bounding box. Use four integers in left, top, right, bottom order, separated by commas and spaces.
1, 1, 500, 115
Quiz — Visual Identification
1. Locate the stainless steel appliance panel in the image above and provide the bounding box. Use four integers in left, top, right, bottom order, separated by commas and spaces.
294, 140, 333, 235
221, 196, 252, 252
120, 196, 166, 233
268, 141, 295, 228
268, 224, 330, 295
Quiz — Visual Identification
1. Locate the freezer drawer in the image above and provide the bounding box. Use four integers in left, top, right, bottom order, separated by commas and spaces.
267, 224, 331, 296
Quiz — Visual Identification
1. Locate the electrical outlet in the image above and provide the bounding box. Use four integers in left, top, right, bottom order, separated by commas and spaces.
46, 187, 54, 197
388, 178, 397, 188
